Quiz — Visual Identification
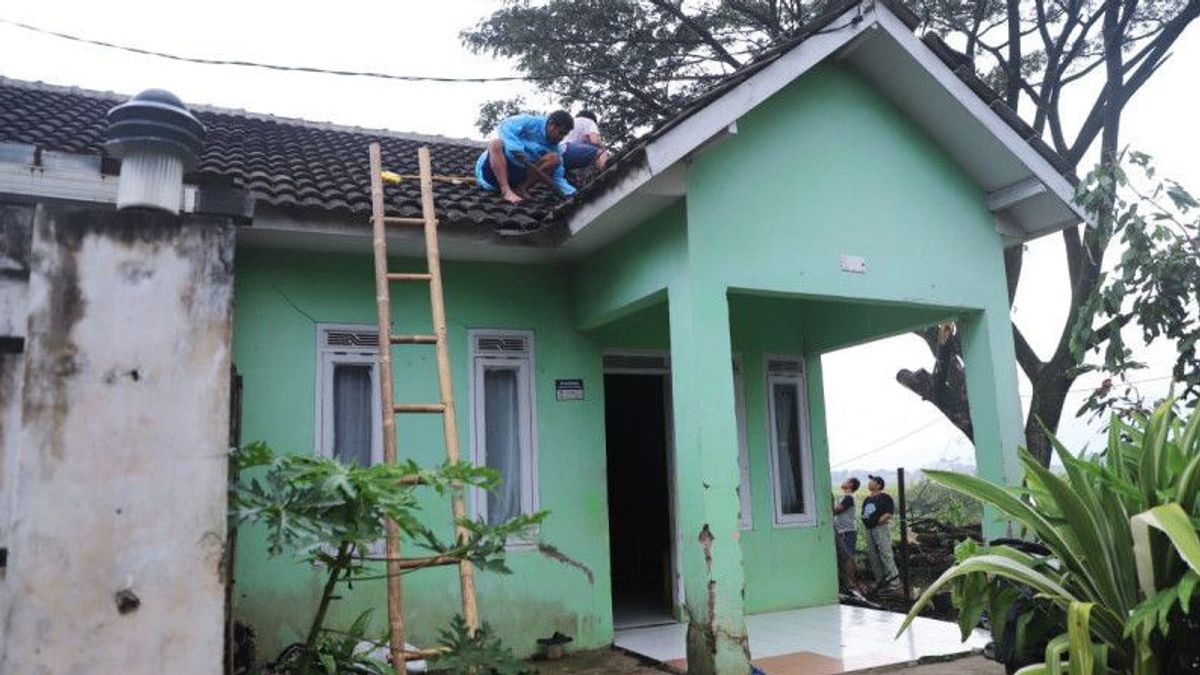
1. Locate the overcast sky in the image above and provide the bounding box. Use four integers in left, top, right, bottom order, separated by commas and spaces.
2, 1, 1196, 476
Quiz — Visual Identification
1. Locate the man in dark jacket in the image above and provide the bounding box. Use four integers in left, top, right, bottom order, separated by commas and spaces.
861, 474, 900, 591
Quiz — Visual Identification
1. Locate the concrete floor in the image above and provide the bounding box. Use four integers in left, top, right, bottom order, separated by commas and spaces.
613, 604, 990, 673
528, 650, 1004, 674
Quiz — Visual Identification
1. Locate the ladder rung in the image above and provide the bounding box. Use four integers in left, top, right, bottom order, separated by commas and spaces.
390, 334, 438, 345
383, 216, 433, 226
386, 272, 433, 282
393, 403, 446, 414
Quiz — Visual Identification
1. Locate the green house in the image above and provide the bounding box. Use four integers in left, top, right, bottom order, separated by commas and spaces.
0, 1, 1084, 673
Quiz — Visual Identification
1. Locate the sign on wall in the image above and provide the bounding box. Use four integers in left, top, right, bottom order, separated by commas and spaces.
555, 379, 584, 401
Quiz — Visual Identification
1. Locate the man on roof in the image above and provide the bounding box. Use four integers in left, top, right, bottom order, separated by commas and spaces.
476, 110, 577, 204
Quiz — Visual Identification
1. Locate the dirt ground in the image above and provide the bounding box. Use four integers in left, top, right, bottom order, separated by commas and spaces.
526, 649, 1005, 674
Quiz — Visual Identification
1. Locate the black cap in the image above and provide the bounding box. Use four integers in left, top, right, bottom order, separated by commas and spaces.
869, 474, 886, 488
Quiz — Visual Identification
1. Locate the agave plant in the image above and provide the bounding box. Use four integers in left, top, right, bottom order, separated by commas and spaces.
899, 401, 1200, 674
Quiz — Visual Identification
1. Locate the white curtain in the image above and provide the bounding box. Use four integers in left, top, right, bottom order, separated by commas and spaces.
484, 368, 522, 524
333, 364, 373, 467
773, 382, 805, 514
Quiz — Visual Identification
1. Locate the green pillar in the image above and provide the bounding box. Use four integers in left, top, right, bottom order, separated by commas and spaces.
667, 279, 752, 675
960, 306, 1024, 539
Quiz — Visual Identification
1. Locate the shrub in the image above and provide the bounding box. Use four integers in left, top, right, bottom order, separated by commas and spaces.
899, 401, 1200, 674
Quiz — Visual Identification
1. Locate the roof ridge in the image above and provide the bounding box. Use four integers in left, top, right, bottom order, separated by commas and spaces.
0, 74, 485, 148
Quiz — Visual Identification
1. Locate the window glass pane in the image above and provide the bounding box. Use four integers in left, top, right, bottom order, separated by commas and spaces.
773, 381, 805, 515
333, 364, 373, 467
484, 367, 522, 524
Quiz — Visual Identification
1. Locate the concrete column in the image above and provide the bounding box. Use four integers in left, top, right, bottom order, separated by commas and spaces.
667, 278, 752, 675
960, 306, 1024, 539
1, 206, 235, 675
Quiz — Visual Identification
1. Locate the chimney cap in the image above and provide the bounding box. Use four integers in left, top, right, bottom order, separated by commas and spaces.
105, 88, 205, 168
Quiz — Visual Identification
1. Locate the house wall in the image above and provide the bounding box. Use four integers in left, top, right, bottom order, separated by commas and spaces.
231, 247, 612, 660
0, 203, 31, 555
2, 206, 234, 675
684, 62, 1023, 490
567, 62, 1024, 669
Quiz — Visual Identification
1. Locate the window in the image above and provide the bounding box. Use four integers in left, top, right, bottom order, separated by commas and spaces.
765, 356, 815, 526
733, 358, 753, 530
316, 324, 382, 466
469, 330, 538, 527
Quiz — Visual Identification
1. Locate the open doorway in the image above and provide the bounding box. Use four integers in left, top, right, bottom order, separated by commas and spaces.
604, 366, 675, 630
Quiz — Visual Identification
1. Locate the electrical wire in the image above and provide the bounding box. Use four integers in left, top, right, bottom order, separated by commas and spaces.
831, 418, 947, 468
831, 374, 1179, 469
0, 15, 861, 84
0, 17, 549, 83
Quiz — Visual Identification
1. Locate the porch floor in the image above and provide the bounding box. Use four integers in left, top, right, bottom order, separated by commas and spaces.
613, 604, 990, 674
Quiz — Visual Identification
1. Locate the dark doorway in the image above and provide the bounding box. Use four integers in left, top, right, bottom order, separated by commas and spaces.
604, 372, 675, 629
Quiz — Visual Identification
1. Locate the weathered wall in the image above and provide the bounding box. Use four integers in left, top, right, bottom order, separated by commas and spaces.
1, 206, 235, 675
231, 247, 610, 660
0, 203, 32, 554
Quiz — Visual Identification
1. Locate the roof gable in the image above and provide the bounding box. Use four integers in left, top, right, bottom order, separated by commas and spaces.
559, 0, 1084, 253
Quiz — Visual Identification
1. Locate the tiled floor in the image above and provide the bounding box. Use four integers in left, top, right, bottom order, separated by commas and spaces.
614, 604, 990, 674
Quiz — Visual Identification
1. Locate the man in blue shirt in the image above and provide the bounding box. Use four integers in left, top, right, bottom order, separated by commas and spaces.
476, 110, 577, 203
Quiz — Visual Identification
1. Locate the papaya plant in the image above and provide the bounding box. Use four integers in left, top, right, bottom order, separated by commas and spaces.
230, 442, 545, 674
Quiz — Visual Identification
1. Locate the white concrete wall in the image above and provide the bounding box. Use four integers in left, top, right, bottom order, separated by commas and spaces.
1, 206, 234, 675
0, 202, 32, 573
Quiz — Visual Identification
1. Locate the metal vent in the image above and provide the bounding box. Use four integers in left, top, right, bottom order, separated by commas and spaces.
767, 358, 802, 375
475, 335, 530, 355
603, 353, 670, 371
325, 329, 379, 349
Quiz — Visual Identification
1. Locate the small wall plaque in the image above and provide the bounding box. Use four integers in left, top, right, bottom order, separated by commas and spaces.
839, 254, 867, 274
555, 379, 584, 401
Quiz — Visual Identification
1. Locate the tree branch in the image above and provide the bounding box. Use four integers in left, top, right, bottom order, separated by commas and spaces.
1013, 324, 1044, 379
647, 0, 744, 69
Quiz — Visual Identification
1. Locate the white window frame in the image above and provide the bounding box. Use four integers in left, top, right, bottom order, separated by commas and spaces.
764, 354, 817, 527
733, 357, 753, 530
315, 323, 383, 466
468, 329, 539, 538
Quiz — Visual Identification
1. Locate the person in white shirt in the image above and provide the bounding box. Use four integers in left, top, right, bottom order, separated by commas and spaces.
560, 110, 611, 173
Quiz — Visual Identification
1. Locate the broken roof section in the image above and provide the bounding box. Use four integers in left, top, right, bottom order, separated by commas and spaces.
0, 0, 1084, 253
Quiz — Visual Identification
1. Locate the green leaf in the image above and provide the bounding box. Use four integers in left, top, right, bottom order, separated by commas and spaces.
1131, 503, 1200, 597
899, 554, 1080, 639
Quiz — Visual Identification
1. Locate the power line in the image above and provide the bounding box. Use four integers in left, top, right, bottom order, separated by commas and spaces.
0, 17, 734, 85
0, 18, 548, 83
832, 374, 1180, 469
831, 418, 947, 468
0, 15, 861, 85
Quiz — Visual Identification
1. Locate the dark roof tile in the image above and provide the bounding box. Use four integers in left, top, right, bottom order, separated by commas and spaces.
0, 78, 557, 234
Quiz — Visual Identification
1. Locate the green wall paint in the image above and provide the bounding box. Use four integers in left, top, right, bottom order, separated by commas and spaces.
685, 63, 1024, 495
233, 248, 612, 659
573, 202, 686, 331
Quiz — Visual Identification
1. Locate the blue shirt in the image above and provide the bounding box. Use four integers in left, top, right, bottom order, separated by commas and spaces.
475, 114, 576, 195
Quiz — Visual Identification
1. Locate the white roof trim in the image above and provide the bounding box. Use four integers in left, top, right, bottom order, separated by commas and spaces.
563, 0, 1086, 244
871, 8, 1085, 225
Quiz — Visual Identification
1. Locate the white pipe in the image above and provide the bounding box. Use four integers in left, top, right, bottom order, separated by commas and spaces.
115, 148, 184, 213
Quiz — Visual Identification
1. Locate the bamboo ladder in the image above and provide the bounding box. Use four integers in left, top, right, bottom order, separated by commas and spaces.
367, 141, 479, 672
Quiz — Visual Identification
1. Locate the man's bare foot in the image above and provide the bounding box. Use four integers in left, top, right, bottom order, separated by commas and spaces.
501, 188, 524, 204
